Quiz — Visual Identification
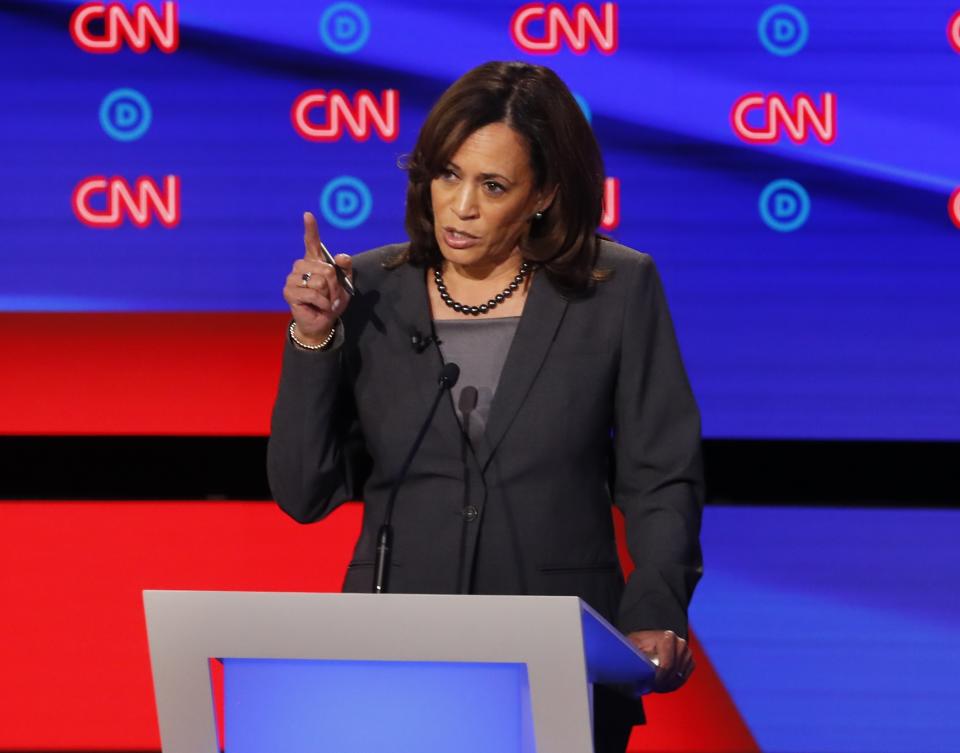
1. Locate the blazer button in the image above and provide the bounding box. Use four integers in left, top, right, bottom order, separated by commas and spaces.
462, 505, 479, 522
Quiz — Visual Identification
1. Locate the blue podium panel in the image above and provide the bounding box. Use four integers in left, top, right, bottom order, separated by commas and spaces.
223, 658, 535, 753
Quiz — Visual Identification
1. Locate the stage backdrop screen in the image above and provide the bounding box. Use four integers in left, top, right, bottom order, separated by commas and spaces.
2, 1, 958, 439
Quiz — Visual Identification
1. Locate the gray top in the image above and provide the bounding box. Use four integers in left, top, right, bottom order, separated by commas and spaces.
434, 316, 520, 447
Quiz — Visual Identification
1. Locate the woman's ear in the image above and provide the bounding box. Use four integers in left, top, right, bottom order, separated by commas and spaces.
537, 184, 560, 214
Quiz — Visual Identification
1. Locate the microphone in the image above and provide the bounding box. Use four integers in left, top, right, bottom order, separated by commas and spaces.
455, 385, 478, 594
373, 362, 460, 594
410, 329, 438, 353
439, 362, 460, 389
458, 387, 478, 439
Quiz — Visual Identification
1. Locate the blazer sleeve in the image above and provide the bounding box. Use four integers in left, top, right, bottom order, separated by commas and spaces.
266, 325, 370, 523
613, 255, 704, 638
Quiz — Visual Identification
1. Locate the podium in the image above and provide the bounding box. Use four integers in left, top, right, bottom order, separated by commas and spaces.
143, 591, 655, 753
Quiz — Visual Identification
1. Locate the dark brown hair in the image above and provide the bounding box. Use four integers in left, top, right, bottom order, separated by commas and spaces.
394, 61, 608, 294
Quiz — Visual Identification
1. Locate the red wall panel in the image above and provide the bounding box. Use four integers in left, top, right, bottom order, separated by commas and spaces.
0, 313, 289, 435
0, 501, 755, 752
0, 501, 360, 749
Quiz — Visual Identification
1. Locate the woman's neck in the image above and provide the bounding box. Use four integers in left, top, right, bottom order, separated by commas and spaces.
443, 250, 524, 286
428, 252, 533, 320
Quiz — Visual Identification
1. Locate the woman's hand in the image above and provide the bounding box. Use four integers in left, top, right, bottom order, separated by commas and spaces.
283, 212, 354, 344
627, 629, 695, 693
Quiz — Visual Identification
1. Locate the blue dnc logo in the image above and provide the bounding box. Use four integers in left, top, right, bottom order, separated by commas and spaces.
99, 88, 152, 141
759, 179, 810, 232
320, 176, 373, 229
319, 2, 370, 54
758, 4, 808, 57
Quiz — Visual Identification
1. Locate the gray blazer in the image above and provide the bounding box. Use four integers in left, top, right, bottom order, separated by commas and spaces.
267, 239, 703, 639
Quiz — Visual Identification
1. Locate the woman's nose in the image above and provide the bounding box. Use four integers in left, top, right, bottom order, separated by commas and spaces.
453, 184, 479, 219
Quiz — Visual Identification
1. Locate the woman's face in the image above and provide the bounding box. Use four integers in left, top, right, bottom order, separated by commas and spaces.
430, 122, 546, 274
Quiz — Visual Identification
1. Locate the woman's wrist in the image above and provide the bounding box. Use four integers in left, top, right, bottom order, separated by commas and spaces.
289, 320, 338, 351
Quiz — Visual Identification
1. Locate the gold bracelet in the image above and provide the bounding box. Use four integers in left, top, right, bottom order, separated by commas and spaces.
289, 320, 337, 351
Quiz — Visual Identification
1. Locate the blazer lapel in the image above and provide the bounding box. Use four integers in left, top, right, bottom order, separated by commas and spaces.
479, 270, 568, 470
379, 262, 465, 454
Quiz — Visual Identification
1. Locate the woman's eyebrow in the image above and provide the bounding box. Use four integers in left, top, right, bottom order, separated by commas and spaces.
478, 172, 514, 184
446, 161, 515, 184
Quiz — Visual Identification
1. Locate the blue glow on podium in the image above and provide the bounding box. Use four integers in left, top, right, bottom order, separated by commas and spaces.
223, 658, 535, 753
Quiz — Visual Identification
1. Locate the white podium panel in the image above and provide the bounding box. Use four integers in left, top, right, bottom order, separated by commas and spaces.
143, 591, 654, 753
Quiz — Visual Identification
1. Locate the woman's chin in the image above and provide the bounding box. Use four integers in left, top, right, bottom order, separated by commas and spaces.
437, 242, 487, 269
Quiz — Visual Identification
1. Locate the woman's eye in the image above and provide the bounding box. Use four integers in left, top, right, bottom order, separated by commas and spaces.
440, 169, 457, 181
484, 181, 506, 194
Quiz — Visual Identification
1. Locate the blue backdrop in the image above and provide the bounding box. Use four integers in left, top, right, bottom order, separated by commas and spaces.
2, 0, 958, 439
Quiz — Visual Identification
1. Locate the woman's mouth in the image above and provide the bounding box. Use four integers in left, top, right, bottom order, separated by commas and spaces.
442, 227, 480, 250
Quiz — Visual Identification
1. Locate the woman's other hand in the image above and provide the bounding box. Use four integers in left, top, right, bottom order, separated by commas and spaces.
283, 211, 353, 344
627, 629, 695, 693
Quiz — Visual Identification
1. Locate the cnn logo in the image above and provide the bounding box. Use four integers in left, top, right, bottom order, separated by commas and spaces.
292, 89, 399, 143
511, 2, 618, 54
731, 93, 837, 145
72, 176, 180, 228
70, 1, 178, 53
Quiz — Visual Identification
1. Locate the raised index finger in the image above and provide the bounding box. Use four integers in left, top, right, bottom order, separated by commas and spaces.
303, 211, 322, 260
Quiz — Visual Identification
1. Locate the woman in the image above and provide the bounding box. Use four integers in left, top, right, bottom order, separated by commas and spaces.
268, 61, 703, 752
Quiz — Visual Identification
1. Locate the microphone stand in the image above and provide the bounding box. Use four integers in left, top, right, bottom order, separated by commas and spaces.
373, 363, 459, 594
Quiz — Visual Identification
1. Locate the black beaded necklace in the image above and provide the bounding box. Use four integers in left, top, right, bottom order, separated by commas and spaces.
434, 261, 532, 316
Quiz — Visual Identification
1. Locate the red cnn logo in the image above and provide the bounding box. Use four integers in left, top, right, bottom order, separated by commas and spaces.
511, 3, 618, 54
72, 176, 181, 228
292, 89, 399, 143
600, 177, 619, 231
731, 93, 837, 145
949, 188, 960, 230
70, 1, 179, 53
949, 11, 960, 53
